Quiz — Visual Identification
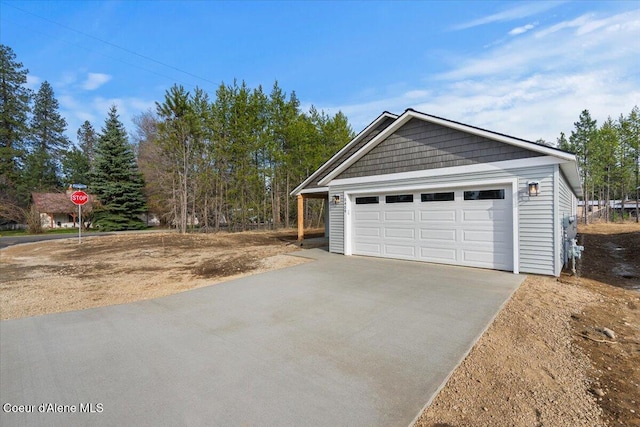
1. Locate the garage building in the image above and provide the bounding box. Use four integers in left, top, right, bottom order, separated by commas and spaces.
292, 109, 582, 276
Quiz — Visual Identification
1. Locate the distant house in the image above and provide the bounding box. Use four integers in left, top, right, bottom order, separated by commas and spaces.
578, 199, 640, 220
31, 189, 96, 228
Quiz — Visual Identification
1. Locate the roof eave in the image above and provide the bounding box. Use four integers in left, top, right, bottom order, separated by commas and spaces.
290, 111, 399, 196
560, 162, 583, 197
319, 109, 579, 186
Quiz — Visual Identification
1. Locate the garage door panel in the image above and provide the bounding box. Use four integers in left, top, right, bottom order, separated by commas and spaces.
355, 226, 380, 237
462, 209, 509, 222
462, 250, 501, 264
462, 250, 510, 269
419, 247, 457, 261
384, 227, 415, 239
352, 185, 513, 271
420, 210, 456, 222
355, 242, 381, 255
385, 244, 416, 257
419, 228, 456, 242
462, 229, 509, 243
384, 211, 415, 222
355, 211, 381, 221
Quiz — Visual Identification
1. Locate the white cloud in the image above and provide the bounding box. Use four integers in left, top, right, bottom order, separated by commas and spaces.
404, 89, 431, 99
534, 14, 591, 38
58, 94, 80, 110
59, 95, 156, 145
55, 72, 78, 88
453, 1, 564, 30
440, 9, 640, 81
509, 23, 536, 36
82, 73, 112, 91
313, 8, 640, 144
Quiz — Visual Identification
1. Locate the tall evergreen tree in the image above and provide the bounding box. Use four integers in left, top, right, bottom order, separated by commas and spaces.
155, 84, 200, 233
22, 80, 70, 192
61, 147, 91, 186
593, 118, 618, 221
139, 79, 354, 231
570, 110, 598, 223
62, 121, 96, 186
91, 106, 146, 230
0, 44, 31, 209
617, 107, 640, 222
625, 106, 640, 221
29, 81, 70, 155
77, 120, 97, 164
556, 132, 570, 151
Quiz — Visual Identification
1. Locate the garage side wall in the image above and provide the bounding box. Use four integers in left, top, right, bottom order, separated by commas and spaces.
329, 191, 345, 253
557, 168, 577, 274
517, 166, 555, 276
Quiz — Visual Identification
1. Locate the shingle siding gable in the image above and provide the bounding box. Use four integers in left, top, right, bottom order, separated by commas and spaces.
337, 118, 543, 179
303, 117, 396, 190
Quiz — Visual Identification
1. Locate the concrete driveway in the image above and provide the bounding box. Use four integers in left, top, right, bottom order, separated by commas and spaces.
0, 249, 524, 427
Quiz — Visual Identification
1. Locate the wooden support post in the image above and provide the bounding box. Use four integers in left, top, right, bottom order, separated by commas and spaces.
297, 194, 304, 241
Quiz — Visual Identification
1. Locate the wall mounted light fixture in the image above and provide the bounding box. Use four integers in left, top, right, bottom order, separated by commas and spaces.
332, 194, 340, 204
528, 181, 540, 196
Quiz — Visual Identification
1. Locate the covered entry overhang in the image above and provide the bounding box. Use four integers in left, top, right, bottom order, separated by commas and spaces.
296, 188, 328, 240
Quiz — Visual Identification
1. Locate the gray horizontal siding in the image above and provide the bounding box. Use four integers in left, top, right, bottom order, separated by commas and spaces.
338, 118, 543, 179
329, 191, 344, 253
518, 166, 555, 275
557, 169, 576, 273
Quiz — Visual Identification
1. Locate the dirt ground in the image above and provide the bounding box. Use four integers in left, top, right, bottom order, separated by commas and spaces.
1, 224, 639, 426
417, 222, 640, 427
0, 229, 325, 320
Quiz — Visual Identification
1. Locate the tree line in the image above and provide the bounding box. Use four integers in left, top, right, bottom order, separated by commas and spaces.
558, 107, 639, 223
137, 81, 353, 233
0, 44, 354, 232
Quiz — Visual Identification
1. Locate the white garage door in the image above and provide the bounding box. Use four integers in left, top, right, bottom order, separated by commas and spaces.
352, 186, 513, 271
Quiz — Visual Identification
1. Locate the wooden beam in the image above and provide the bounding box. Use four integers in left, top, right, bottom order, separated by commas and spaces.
297, 194, 304, 241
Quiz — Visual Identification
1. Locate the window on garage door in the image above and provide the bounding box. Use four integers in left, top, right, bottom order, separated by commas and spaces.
464, 189, 505, 200
421, 192, 455, 202
385, 194, 413, 203
355, 196, 379, 204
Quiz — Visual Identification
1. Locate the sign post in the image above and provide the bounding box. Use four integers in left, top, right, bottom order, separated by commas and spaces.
70, 190, 89, 243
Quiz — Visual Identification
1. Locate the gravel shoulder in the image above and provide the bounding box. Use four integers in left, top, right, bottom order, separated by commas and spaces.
416, 222, 640, 427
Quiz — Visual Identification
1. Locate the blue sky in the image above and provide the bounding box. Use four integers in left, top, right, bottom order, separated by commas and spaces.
1, 1, 638, 144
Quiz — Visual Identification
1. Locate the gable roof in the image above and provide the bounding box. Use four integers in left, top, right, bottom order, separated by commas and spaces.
293, 108, 582, 197
290, 111, 398, 195
32, 192, 96, 214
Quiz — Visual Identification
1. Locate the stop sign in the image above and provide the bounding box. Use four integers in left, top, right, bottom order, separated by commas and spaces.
70, 191, 89, 206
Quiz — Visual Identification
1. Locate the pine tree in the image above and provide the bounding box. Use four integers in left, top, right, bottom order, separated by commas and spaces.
22, 80, 70, 192
77, 120, 97, 164
570, 110, 598, 224
626, 107, 640, 222
91, 106, 146, 231
62, 121, 96, 186
556, 132, 570, 151
156, 84, 198, 233
618, 107, 640, 222
0, 44, 31, 208
61, 147, 91, 186
29, 81, 70, 155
